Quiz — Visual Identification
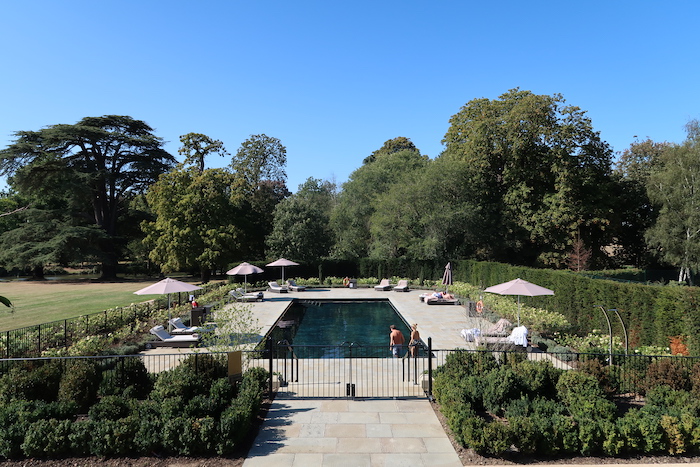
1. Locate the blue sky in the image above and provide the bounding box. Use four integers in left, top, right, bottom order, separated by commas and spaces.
1, 1, 698, 192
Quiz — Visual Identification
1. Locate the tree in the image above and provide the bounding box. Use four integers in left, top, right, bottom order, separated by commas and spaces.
330, 138, 428, 259
0, 116, 176, 279
230, 134, 290, 259
609, 139, 670, 268
231, 134, 287, 191
441, 89, 615, 267
178, 133, 229, 173
143, 135, 242, 281
646, 121, 700, 284
266, 178, 336, 262
368, 157, 486, 260
566, 235, 592, 272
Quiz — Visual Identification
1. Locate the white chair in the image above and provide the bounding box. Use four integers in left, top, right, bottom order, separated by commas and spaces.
148, 325, 199, 348
168, 317, 201, 334
286, 279, 306, 291
268, 281, 289, 293
393, 280, 409, 292
374, 279, 392, 291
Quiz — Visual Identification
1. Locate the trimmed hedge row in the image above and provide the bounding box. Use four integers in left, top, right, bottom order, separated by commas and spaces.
433, 350, 700, 457
0, 354, 268, 459
357, 258, 700, 352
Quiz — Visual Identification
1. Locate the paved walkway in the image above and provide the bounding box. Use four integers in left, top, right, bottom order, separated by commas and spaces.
237, 286, 475, 466
243, 396, 461, 466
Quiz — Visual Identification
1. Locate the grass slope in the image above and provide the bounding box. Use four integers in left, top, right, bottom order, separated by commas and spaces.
0, 279, 201, 332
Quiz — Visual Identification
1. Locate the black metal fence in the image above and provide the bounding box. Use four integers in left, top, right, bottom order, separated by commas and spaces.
2, 344, 699, 402
0, 304, 159, 358
250, 340, 700, 401
0, 284, 222, 358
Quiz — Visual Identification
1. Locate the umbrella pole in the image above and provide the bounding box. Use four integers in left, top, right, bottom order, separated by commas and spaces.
517, 296, 521, 327
168, 294, 172, 332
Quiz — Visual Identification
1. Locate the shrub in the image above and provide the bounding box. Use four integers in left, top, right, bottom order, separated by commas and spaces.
68, 419, 93, 456
184, 394, 216, 419
456, 415, 487, 453
513, 360, 562, 400
434, 350, 498, 380
507, 416, 537, 454
98, 356, 152, 399
58, 359, 100, 412
578, 418, 605, 456
132, 400, 162, 455
0, 401, 34, 458
88, 415, 139, 457
556, 370, 616, 421
161, 416, 192, 456
642, 358, 690, 394
577, 358, 620, 397
481, 367, 526, 416
0, 361, 62, 403
21, 418, 72, 458
150, 367, 204, 402
30, 400, 77, 421
180, 353, 228, 390
88, 395, 133, 421
482, 421, 513, 455
209, 378, 236, 412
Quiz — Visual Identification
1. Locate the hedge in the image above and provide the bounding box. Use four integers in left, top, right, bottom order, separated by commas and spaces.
433, 350, 700, 457
355, 258, 700, 352
0, 357, 269, 459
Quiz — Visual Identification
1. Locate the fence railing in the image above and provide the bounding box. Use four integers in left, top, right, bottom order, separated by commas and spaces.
0, 283, 222, 358
2, 344, 699, 403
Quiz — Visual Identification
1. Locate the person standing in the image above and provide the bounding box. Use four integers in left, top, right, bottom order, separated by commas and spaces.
389, 324, 405, 358
409, 323, 421, 357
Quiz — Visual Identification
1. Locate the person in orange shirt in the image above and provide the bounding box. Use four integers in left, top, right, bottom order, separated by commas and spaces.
389, 324, 405, 358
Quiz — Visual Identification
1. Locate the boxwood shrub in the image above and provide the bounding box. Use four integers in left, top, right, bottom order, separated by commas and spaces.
433, 349, 700, 457
0, 364, 269, 460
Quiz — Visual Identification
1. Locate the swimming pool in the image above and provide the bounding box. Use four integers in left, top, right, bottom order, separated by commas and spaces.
265, 299, 413, 358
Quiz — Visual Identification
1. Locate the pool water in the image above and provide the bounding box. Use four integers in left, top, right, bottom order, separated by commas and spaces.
266, 299, 413, 358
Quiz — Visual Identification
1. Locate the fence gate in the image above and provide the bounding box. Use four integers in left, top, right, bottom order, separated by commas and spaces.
264, 341, 431, 398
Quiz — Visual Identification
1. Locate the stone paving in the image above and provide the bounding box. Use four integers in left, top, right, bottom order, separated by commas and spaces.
237, 286, 475, 466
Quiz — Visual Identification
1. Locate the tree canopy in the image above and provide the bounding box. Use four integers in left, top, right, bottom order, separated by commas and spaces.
0, 116, 175, 279
645, 121, 700, 284
440, 88, 615, 266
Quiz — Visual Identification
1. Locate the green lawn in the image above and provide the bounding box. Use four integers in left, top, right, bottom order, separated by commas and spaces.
0, 278, 206, 332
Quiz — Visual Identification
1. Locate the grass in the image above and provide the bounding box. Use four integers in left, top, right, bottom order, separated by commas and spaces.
0, 277, 207, 332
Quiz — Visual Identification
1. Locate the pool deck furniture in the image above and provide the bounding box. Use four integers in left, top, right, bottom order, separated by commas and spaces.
230, 289, 264, 302
268, 281, 289, 293
393, 279, 409, 292
286, 279, 306, 291
148, 325, 199, 348
168, 317, 201, 334
374, 279, 392, 291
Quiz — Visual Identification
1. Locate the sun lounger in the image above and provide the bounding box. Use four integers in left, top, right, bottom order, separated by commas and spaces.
374, 279, 392, 291
148, 325, 199, 348
286, 279, 306, 291
268, 281, 288, 293
393, 280, 409, 292
229, 289, 263, 302
426, 294, 460, 305
168, 317, 201, 334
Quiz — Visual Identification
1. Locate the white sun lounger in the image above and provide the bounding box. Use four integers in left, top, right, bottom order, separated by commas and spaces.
268, 281, 289, 293
148, 325, 199, 348
374, 279, 392, 291
168, 317, 201, 334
